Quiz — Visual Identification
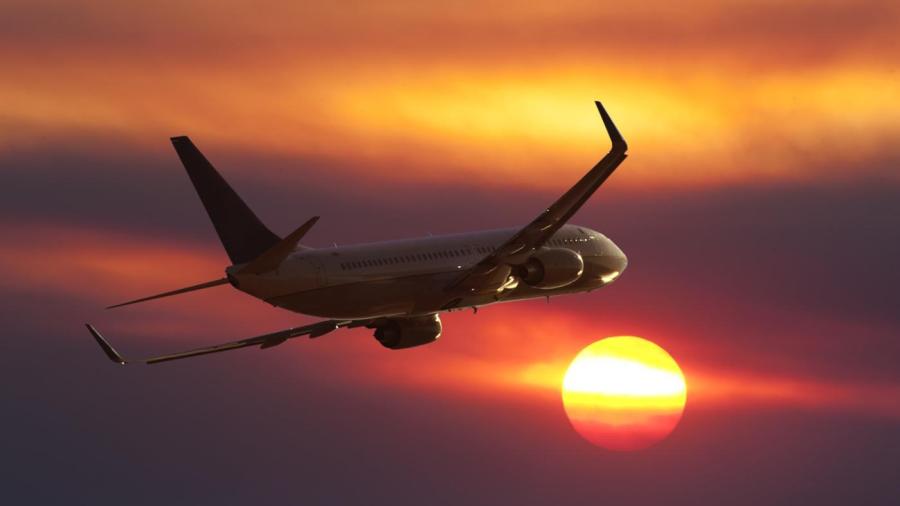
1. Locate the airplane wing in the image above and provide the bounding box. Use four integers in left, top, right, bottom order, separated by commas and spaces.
85, 319, 369, 365
447, 101, 628, 294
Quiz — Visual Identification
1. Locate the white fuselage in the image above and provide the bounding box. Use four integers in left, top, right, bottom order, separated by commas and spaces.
228, 224, 627, 319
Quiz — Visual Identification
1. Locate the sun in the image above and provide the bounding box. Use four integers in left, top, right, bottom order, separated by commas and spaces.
562, 336, 686, 451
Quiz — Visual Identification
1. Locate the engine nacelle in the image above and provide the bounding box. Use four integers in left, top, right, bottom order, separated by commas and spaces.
373, 314, 442, 349
519, 248, 585, 289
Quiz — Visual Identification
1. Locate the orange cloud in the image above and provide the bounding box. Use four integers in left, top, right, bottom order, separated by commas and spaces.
3, 60, 899, 190
0, 220, 307, 340
1, 2, 898, 190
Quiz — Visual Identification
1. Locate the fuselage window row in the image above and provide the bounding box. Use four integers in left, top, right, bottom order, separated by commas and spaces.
337, 239, 585, 271
338, 244, 516, 271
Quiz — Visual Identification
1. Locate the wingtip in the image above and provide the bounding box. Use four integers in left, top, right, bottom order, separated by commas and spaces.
85, 323, 127, 365
594, 101, 627, 152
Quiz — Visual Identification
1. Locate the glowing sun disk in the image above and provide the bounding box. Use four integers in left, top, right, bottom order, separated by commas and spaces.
563, 356, 686, 396
561, 336, 687, 451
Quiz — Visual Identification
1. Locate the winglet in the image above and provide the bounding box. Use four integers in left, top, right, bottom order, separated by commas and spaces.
595, 101, 627, 152
85, 324, 127, 365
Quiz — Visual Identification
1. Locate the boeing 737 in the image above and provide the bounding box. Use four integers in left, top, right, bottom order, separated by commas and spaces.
86, 101, 629, 364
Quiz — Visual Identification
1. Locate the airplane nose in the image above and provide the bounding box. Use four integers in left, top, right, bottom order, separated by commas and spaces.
616, 251, 628, 273
594, 239, 627, 284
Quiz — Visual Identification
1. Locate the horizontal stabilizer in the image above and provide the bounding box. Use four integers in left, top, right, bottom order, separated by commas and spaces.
107, 278, 229, 309
239, 216, 320, 275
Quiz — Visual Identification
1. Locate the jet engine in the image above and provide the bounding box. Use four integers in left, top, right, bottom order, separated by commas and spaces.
373, 314, 442, 349
518, 248, 585, 289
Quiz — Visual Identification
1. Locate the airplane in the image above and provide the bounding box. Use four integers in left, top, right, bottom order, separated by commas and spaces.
86, 101, 629, 365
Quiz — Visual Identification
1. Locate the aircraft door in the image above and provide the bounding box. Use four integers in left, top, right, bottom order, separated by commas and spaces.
305, 255, 327, 287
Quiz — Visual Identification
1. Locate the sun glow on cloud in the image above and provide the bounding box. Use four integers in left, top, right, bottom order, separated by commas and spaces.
359, 310, 900, 425
2, 61, 898, 190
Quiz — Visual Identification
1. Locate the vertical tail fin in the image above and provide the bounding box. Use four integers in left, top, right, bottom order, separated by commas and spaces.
170, 136, 281, 264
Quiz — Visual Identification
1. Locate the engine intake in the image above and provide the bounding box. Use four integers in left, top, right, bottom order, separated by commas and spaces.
373, 314, 442, 349
519, 248, 584, 289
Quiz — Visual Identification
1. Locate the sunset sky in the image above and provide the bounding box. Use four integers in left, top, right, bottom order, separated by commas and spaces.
2, 0, 899, 503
